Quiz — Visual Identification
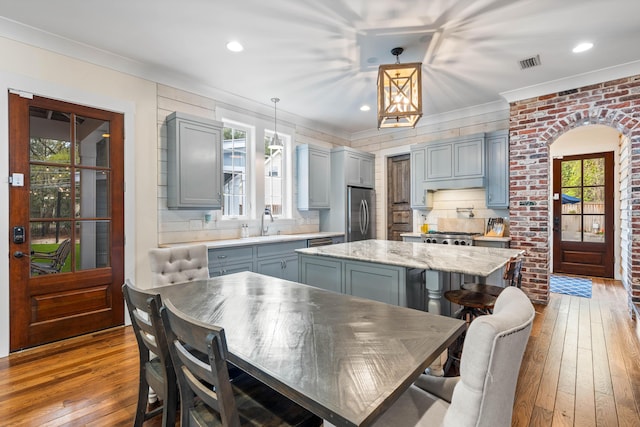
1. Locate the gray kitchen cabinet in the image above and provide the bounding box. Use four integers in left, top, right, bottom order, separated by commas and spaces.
166, 112, 223, 209
402, 235, 423, 243
334, 146, 375, 188
344, 260, 406, 306
485, 130, 509, 209
296, 144, 330, 210
425, 134, 486, 190
298, 254, 344, 293
208, 245, 254, 276
256, 240, 306, 281
409, 144, 433, 209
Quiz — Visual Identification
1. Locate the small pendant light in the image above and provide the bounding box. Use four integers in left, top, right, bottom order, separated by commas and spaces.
268, 97, 284, 150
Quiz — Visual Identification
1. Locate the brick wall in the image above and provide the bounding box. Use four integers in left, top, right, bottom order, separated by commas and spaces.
509, 75, 640, 316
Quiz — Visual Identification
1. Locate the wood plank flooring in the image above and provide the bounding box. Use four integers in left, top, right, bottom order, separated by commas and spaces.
0, 278, 638, 426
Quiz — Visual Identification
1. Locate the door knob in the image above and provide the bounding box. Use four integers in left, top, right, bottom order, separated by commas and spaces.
14, 251, 27, 258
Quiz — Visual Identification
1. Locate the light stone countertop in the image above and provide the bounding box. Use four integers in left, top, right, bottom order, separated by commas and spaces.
161, 232, 344, 249
296, 239, 524, 277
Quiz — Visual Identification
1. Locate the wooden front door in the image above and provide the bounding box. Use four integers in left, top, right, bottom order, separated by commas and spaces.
8, 93, 125, 351
387, 154, 412, 240
552, 152, 614, 278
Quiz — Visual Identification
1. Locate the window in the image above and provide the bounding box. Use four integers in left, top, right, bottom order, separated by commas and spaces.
222, 125, 249, 217
264, 130, 289, 216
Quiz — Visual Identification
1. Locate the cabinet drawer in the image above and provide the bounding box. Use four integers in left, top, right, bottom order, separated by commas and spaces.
256, 240, 306, 259
208, 246, 254, 266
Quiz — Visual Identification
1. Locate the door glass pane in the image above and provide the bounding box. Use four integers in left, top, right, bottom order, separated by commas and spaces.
583, 158, 604, 186
75, 116, 110, 167
29, 107, 71, 164
29, 221, 72, 276
561, 160, 581, 187
561, 188, 582, 214
75, 221, 111, 270
584, 215, 605, 243
30, 165, 72, 219
76, 170, 110, 218
561, 214, 581, 242
583, 187, 604, 214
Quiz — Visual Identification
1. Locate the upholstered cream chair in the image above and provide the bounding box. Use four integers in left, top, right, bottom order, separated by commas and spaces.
368, 286, 535, 427
148, 244, 210, 287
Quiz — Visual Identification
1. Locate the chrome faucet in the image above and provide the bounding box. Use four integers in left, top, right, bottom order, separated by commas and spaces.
261, 207, 274, 236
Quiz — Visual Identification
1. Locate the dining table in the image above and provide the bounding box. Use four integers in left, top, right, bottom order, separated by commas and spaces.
154, 271, 465, 427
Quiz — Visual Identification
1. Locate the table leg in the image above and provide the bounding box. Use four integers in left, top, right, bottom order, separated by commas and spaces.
424, 270, 444, 376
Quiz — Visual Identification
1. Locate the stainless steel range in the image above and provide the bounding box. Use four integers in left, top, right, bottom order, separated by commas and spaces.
421, 231, 480, 246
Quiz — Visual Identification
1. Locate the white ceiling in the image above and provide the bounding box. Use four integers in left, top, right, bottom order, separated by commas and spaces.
1, 0, 640, 137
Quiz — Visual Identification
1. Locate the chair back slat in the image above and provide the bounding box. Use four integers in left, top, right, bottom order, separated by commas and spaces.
502, 257, 523, 288
161, 299, 241, 426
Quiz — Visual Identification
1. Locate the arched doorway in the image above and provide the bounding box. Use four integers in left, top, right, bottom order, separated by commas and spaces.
549, 125, 621, 278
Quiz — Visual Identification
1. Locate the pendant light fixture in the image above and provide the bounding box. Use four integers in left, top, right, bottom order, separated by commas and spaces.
268, 97, 284, 150
377, 47, 423, 129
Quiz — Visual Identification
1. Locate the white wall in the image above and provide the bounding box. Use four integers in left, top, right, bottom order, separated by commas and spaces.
0, 36, 157, 357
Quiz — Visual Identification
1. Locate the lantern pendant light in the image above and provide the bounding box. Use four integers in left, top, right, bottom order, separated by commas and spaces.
268, 97, 284, 149
377, 47, 423, 129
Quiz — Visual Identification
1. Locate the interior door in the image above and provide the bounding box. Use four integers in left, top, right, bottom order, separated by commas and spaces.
8, 93, 125, 351
387, 154, 412, 240
552, 152, 614, 277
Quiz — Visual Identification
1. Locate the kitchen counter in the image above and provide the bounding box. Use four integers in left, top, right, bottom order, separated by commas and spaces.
297, 239, 522, 277
161, 232, 344, 249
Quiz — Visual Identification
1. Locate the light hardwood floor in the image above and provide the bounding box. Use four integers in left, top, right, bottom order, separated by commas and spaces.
0, 278, 638, 426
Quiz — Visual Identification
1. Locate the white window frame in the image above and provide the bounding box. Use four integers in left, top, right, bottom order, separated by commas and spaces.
263, 129, 292, 219
220, 118, 254, 219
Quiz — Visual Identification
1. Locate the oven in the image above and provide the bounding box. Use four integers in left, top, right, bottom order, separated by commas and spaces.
420, 231, 479, 246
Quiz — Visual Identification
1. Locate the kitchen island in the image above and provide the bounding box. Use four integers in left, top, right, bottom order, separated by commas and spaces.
296, 239, 523, 313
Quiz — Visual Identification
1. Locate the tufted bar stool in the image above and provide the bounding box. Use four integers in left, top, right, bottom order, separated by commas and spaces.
149, 244, 210, 288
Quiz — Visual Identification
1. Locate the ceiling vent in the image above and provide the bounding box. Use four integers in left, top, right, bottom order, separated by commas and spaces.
519, 54, 541, 70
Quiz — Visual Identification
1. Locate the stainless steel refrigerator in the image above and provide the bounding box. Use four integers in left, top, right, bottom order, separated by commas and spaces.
347, 186, 375, 241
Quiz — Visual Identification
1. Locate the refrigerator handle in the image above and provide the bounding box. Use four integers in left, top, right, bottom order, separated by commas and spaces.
363, 199, 369, 235
360, 199, 366, 235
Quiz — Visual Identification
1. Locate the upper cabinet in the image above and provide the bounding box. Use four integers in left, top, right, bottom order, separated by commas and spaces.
425, 134, 486, 190
485, 130, 509, 209
336, 147, 375, 188
166, 112, 223, 209
409, 144, 433, 210
297, 144, 331, 210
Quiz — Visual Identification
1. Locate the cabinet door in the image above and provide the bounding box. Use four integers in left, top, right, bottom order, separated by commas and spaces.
167, 113, 223, 209
298, 255, 343, 293
344, 261, 406, 306
454, 139, 484, 178
309, 149, 330, 208
359, 155, 375, 188
345, 152, 362, 186
280, 254, 299, 282
256, 257, 285, 279
426, 143, 453, 180
486, 131, 509, 208
410, 147, 427, 208
211, 261, 254, 277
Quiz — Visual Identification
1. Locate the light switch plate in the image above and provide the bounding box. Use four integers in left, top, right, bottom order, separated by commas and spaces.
11, 173, 24, 187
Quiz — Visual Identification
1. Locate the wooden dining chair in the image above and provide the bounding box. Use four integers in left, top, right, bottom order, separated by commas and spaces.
366, 286, 535, 427
122, 280, 178, 427
160, 299, 322, 427
149, 244, 210, 287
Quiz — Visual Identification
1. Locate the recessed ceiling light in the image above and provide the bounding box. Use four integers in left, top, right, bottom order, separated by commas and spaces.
572, 42, 593, 53
360, 105, 371, 112
226, 41, 244, 52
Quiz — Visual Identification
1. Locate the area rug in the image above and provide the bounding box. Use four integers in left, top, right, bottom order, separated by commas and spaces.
550, 274, 592, 298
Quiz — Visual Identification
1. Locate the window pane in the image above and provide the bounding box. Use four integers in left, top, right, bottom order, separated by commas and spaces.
561, 160, 581, 187
265, 131, 285, 216
76, 221, 111, 270
30, 165, 72, 219
29, 107, 71, 164
583, 158, 604, 186
223, 126, 247, 216
583, 187, 604, 214
561, 188, 582, 214
76, 169, 110, 218
561, 214, 581, 242
583, 215, 605, 243
75, 115, 110, 167
29, 221, 72, 276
